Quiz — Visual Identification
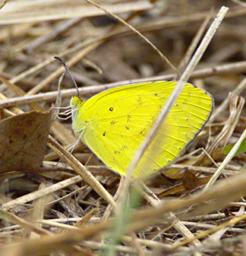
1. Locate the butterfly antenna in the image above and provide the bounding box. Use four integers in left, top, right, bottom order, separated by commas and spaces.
54, 56, 81, 99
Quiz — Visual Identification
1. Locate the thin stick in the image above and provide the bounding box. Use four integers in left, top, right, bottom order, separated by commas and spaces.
231, 0, 246, 7
26, 17, 82, 53
85, 0, 176, 71
203, 129, 246, 191
26, 41, 101, 95
210, 77, 246, 122
47, 135, 116, 208
1, 175, 82, 211
1, 59, 245, 108
172, 212, 246, 250
178, 9, 213, 73
123, 6, 229, 197
0, 209, 48, 236
140, 183, 202, 249
4, 170, 246, 256
112, 6, 229, 253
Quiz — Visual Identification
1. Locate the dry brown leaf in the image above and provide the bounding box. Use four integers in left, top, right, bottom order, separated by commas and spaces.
162, 167, 185, 180
158, 173, 210, 198
0, 111, 51, 173
182, 170, 201, 190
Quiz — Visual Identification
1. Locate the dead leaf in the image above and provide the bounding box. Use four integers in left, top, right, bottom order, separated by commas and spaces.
162, 167, 185, 180
0, 111, 51, 173
182, 170, 200, 190
158, 171, 211, 198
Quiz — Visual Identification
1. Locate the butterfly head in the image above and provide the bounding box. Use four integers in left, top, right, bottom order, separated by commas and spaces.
70, 96, 85, 131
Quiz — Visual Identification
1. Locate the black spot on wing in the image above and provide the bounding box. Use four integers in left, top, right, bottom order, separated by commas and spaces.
110, 120, 117, 125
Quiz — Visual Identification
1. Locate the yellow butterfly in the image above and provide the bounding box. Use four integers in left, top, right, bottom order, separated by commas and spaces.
70, 81, 213, 178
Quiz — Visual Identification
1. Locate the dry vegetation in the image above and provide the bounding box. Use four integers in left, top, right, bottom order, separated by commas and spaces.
0, 0, 245, 255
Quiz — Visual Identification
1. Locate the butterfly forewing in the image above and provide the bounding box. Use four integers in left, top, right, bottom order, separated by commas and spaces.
77, 81, 212, 178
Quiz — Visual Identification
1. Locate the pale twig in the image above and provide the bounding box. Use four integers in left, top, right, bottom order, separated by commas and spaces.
102, 177, 125, 221
178, 9, 213, 74
203, 129, 246, 191
181, 220, 244, 233
2, 40, 94, 86
110, 7, 229, 254
1, 175, 82, 211
40, 215, 228, 236
26, 42, 101, 95
0, 209, 48, 236
25, 17, 82, 53
47, 135, 116, 208
140, 183, 202, 250
4, 170, 246, 256
0, 1, 151, 24
231, 0, 246, 7
210, 77, 246, 122
85, 0, 176, 71
137, 7, 246, 33
171, 213, 246, 250
1, 60, 245, 108
122, 6, 229, 201
0, 0, 8, 9
204, 95, 245, 156
128, 173, 246, 232
38, 220, 174, 251
167, 164, 239, 176
0, 6, 244, 90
